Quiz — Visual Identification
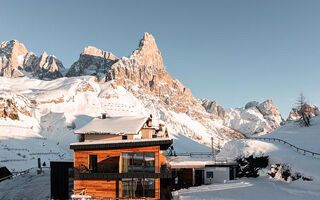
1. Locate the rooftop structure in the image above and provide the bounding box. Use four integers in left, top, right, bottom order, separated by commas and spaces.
70, 114, 172, 199
74, 116, 149, 135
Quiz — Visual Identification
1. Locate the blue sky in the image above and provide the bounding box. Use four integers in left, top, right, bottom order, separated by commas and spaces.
1, 0, 320, 117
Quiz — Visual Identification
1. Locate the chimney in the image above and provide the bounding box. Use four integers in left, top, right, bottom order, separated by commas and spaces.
147, 117, 152, 127
101, 113, 106, 119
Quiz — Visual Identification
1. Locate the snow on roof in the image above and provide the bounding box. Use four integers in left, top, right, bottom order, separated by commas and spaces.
167, 156, 237, 169
74, 116, 149, 135
70, 138, 173, 146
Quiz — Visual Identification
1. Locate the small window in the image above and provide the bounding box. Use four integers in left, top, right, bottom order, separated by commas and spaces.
206, 171, 213, 179
79, 134, 85, 142
122, 135, 128, 140
89, 155, 97, 172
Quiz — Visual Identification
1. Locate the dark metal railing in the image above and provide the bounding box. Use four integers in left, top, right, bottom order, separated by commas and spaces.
166, 152, 212, 157
78, 164, 172, 179
248, 137, 320, 159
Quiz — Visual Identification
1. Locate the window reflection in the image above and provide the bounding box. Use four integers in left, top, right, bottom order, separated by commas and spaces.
121, 152, 155, 173
133, 153, 144, 172
144, 153, 155, 173
121, 178, 155, 198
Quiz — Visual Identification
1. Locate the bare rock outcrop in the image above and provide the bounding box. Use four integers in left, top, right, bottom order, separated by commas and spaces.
0, 40, 65, 79
0, 94, 32, 120
287, 104, 320, 121
105, 32, 199, 114
0, 40, 28, 77
257, 99, 280, 117
66, 46, 118, 80
201, 99, 226, 117
245, 101, 259, 109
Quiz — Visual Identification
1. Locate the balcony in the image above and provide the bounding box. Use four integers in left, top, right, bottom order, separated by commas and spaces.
77, 164, 172, 180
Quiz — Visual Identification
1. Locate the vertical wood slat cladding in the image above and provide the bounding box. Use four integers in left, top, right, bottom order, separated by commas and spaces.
74, 179, 116, 198
74, 146, 161, 199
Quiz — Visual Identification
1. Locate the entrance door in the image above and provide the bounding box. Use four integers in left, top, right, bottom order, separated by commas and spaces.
229, 167, 235, 180
195, 170, 204, 186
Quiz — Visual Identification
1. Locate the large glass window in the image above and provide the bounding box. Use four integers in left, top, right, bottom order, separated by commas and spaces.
122, 153, 132, 173
144, 178, 155, 198
144, 153, 155, 173
121, 152, 155, 173
121, 178, 155, 198
133, 153, 144, 172
121, 179, 132, 198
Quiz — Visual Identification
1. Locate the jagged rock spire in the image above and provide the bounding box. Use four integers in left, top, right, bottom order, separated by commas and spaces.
0, 40, 65, 79
130, 32, 164, 70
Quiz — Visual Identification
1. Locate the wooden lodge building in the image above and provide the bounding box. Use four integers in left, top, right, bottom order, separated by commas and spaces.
70, 115, 173, 200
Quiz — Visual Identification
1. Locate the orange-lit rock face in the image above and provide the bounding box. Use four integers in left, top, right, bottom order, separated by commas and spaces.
0, 40, 65, 79
0, 95, 32, 120
133, 32, 164, 70
0, 40, 28, 77
106, 33, 201, 114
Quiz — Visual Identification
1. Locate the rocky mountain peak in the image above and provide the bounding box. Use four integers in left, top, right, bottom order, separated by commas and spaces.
201, 99, 226, 118
81, 46, 117, 61
0, 40, 28, 57
0, 40, 65, 79
0, 40, 29, 77
40, 51, 48, 57
287, 104, 320, 121
66, 46, 118, 79
39, 51, 49, 68
130, 32, 164, 70
105, 33, 198, 113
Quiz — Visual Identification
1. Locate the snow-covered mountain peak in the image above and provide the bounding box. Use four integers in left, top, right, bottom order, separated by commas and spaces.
224, 99, 283, 135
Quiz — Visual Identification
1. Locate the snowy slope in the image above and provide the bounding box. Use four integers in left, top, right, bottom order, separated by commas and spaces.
173, 117, 320, 200
218, 116, 320, 181
0, 74, 286, 172
0, 76, 213, 171
266, 116, 320, 152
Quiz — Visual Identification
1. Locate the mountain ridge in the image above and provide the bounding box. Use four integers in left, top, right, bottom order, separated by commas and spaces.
0, 33, 284, 143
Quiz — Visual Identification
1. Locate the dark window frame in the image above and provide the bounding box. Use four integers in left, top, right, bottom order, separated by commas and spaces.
89, 155, 97, 172
121, 152, 155, 173
122, 135, 128, 140
206, 171, 214, 179
121, 178, 155, 198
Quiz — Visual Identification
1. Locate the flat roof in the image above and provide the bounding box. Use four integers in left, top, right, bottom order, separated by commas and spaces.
74, 116, 149, 135
70, 138, 173, 151
167, 156, 238, 169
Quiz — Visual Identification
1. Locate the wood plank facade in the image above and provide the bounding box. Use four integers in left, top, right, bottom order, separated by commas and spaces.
71, 116, 172, 199
73, 144, 171, 199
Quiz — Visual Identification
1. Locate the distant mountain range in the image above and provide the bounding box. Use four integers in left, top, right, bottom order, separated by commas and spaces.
0, 33, 288, 149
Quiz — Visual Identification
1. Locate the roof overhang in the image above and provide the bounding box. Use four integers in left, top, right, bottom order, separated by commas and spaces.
70, 138, 173, 151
